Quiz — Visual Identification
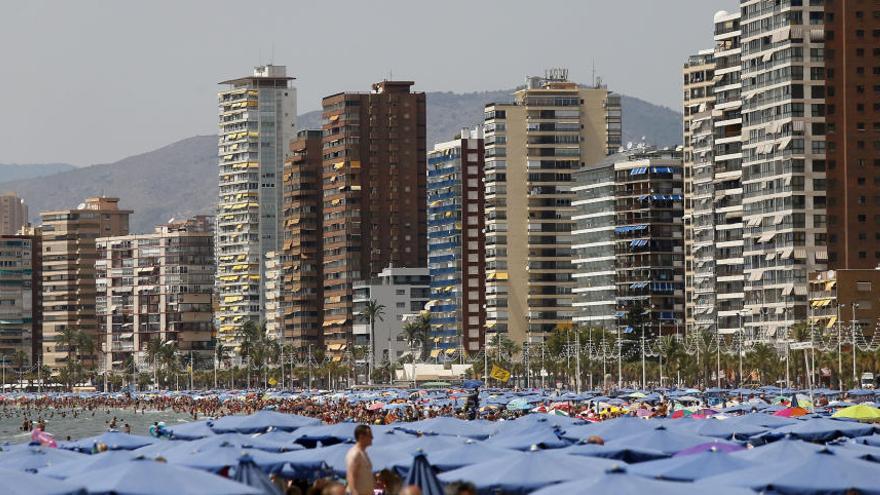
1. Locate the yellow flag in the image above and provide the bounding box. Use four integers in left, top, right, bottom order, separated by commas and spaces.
490, 364, 511, 383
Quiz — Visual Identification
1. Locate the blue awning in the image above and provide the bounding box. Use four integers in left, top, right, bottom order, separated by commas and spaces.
650, 166, 675, 174
630, 239, 648, 248
629, 167, 649, 175
615, 311, 626, 318
615, 224, 649, 234
624, 326, 635, 333
630, 281, 649, 289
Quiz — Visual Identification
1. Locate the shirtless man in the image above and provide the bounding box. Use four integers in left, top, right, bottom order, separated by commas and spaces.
345, 424, 374, 495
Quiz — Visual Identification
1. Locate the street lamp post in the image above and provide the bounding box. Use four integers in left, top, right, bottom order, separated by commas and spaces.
852, 303, 859, 388
837, 303, 844, 391
738, 311, 745, 387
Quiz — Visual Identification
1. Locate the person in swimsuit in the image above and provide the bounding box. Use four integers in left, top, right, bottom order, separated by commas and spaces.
345, 425, 374, 495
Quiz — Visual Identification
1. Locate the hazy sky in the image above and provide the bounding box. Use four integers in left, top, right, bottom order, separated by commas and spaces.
1, 0, 732, 166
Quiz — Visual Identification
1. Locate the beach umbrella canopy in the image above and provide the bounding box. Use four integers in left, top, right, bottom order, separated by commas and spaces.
210, 411, 321, 434
162, 433, 302, 456
559, 416, 655, 443
64, 458, 262, 495
607, 425, 730, 455
130, 440, 185, 457
730, 412, 797, 428
167, 420, 216, 440
702, 449, 880, 495
165, 445, 289, 473
404, 453, 444, 495
758, 417, 876, 443
0, 446, 86, 472
63, 431, 156, 453
629, 448, 755, 481
438, 450, 618, 495
280, 442, 410, 477
231, 454, 282, 495
395, 417, 496, 440
774, 406, 809, 417
556, 443, 669, 463
483, 427, 568, 451
671, 418, 767, 440
39, 450, 140, 479
833, 403, 880, 421
731, 437, 824, 463
0, 467, 86, 495
531, 466, 754, 495
395, 443, 522, 473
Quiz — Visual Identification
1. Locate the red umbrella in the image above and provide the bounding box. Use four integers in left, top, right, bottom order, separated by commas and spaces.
774, 407, 808, 417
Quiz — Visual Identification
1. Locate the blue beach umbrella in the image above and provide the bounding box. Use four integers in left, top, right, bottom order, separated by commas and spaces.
64, 457, 262, 495
211, 410, 321, 434
438, 450, 619, 495
483, 428, 568, 451
396, 443, 522, 473
165, 445, 288, 473
731, 437, 824, 462
729, 412, 797, 428
231, 454, 282, 495
395, 416, 496, 440
560, 416, 655, 443
758, 417, 876, 443
63, 431, 156, 453
167, 420, 216, 440
39, 450, 139, 479
702, 449, 880, 495
628, 448, 756, 481
607, 425, 729, 455
669, 417, 767, 440
0, 467, 86, 495
130, 440, 185, 457
531, 466, 755, 495
0, 446, 86, 472
556, 442, 669, 463
404, 453, 444, 495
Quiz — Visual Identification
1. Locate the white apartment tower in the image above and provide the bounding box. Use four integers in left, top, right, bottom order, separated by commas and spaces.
216, 65, 296, 345
739, 1, 828, 340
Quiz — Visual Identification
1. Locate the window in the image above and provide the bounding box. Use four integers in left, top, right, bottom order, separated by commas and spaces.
857, 281, 873, 292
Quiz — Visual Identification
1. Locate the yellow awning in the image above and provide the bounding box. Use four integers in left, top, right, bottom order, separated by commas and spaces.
248, 274, 260, 280
445, 349, 456, 355
825, 281, 837, 290
827, 316, 838, 328
350, 161, 361, 169
329, 115, 339, 122
496, 272, 509, 280
430, 349, 441, 358
327, 343, 343, 351
333, 161, 345, 170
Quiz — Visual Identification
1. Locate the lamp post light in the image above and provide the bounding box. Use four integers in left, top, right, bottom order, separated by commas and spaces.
837, 303, 844, 391
852, 303, 859, 388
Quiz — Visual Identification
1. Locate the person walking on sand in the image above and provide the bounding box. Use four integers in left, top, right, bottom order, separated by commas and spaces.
345, 425, 373, 495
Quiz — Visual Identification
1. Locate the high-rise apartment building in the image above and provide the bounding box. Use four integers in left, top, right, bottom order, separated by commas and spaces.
0, 234, 40, 371
426, 128, 486, 354
216, 65, 296, 346
573, 148, 684, 333
682, 50, 715, 335
685, 11, 746, 336
483, 70, 621, 345
613, 149, 685, 336
740, 0, 828, 339
824, 1, 880, 269
96, 216, 214, 373
41, 197, 131, 371
320, 81, 427, 354
280, 130, 324, 350
572, 155, 617, 328
0, 193, 28, 235
263, 251, 281, 341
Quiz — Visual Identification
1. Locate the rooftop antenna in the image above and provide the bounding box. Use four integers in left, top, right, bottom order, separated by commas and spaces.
271, 42, 275, 65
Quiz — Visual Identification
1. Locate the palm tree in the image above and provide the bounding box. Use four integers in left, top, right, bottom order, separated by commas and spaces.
214, 342, 228, 389
401, 321, 427, 362
145, 338, 164, 387
360, 300, 385, 383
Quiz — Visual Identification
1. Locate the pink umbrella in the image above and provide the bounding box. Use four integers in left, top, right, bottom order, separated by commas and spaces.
368, 402, 385, 411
